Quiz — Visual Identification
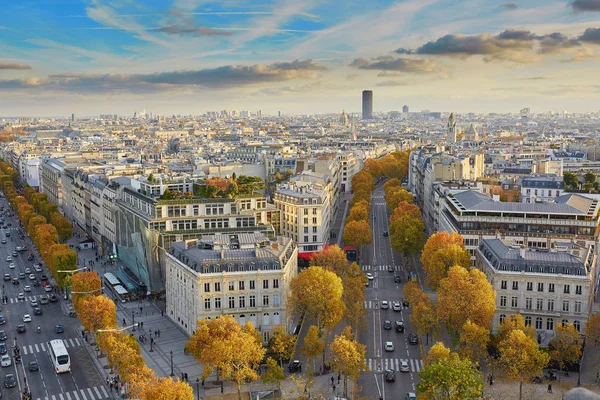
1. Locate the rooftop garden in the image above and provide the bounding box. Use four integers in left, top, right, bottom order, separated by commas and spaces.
158, 173, 264, 200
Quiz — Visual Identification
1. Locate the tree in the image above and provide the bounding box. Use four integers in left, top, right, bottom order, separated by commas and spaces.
50, 212, 73, 241
585, 313, 600, 346
262, 357, 285, 391
104, 333, 146, 383
458, 320, 490, 366
237, 175, 265, 194
343, 219, 372, 247
389, 215, 424, 260
328, 326, 368, 397
496, 329, 549, 400
385, 186, 413, 210
301, 325, 324, 372
496, 314, 536, 343
422, 244, 471, 290
584, 172, 596, 184
186, 316, 265, 400
346, 204, 369, 223
363, 158, 383, 178
79, 295, 118, 333
131, 375, 194, 400
342, 263, 367, 332
390, 202, 421, 223
309, 245, 349, 275
426, 342, 451, 365
563, 172, 578, 190
72, 271, 102, 312
437, 266, 496, 334
49, 246, 78, 288
404, 281, 428, 306
147, 173, 155, 183
417, 352, 483, 400
383, 178, 401, 193
421, 232, 466, 265
28, 215, 47, 235
410, 296, 439, 345
288, 267, 345, 333
268, 325, 297, 366
549, 323, 582, 380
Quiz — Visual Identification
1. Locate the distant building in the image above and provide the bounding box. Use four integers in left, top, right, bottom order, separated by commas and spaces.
362, 90, 373, 120
519, 174, 565, 203
402, 105, 409, 114
71, 113, 76, 122
447, 113, 457, 145
339, 110, 349, 127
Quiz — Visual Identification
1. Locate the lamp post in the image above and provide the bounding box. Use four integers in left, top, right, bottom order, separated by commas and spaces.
196, 378, 200, 400
97, 323, 139, 334
150, 337, 154, 352
57, 267, 87, 301
170, 350, 174, 377
132, 309, 136, 332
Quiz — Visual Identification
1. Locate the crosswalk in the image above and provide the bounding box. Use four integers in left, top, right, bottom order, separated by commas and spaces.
21, 338, 82, 355
36, 386, 111, 400
364, 300, 406, 309
8, 295, 45, 304
366, 358, 424, 373
361, 265, 402, 272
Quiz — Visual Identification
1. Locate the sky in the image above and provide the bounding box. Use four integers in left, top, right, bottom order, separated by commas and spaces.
1, 0, 600, 117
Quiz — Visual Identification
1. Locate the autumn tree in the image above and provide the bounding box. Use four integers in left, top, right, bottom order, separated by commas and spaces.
389, 214, 424, 262
459, 320, 490, 366
268, 325, 297, 366
328, 326, 368, 397
342, 262, 367, 332
309, 245, 349, 275
426, 342, 451, 365
496, 329, 549, 400
385, 186, 413, 210
50, 212, 73, 241
410, 295, 439, 345
79, 295, 118, 333
423, 244, 471, 290
496, 314, 536, 343
437, 266, 496, 334
72, 271, 102, 312
383, 178, 401, 193
418, 352, 483, 400
49, 246, 78, 288
421, 232, 466, 264
363, 158, 383, 178
262, 357, 286, 391
549, 323, 582, 379
390, 202, 421, 223
343, 219, 372, 247
131, 375, 194, 400
404, 281, 429, 306
346, 204, 369, 223
585, 314, 600, 346
104, 333, 146, 383
28, 215, 47, 236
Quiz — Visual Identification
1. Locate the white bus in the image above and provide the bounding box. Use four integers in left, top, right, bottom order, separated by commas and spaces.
47, 339, 70, 373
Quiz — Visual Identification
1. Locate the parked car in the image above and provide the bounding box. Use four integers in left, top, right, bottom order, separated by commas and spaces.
0, 355, 10, 367
0, 344, 7, 355
0, 331, 7, 341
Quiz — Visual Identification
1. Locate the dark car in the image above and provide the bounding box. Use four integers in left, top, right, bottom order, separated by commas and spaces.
40, 275, 48, 281
16, 325, 26, 334
288, 360, 302, 373
383, 320, 392, 330
0, 344, 6, 355
49, 294, 58, 303
402, 298, 409, 308
387, 265, 394, 272
55, 324, 64, 334
384, 369, 396, 382
0, 331, 6, 341
28, 361, 39, 372
0, 316, 5, 325
33, 307, 42, 316
383, 231, 389, 237
394, 275, 402, 283
408, 333, 419, 345
395, 320, 405, 333
4, 373, 15, 388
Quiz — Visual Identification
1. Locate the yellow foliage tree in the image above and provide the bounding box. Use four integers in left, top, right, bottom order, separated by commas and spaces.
79, 295, 118, 333
131, 375, 193, 400
343, 219, 372, 247
421, 232, 466, 266
342, 262, 367, 332
585, 313, 600, 346
426, 342, 451, 365
301, 325, 324, 373
268, 325, 297, 366
328, 326, 368, 396
549, 323, 582, 379
390, 202, 421, 223
422, 244, 472, 290
309, 245, 349, 275
346, 204, 369, 223
72, 271, 102, 312
458, 320, 490, 366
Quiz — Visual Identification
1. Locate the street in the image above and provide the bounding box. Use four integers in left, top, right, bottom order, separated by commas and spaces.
357, 181, 422, 400
0, 196, 111, 400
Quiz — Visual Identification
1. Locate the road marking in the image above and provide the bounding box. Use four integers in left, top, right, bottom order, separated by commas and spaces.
40, 342, 46, 351
52, 395, 57, 400
80, 389, 88, 400
87, 388, 94, 399
35, 344, 39, 352
93, 387, 102, 398
73, 391, 80, 400
60, 394, 65, 400
66, 393, 72, 400
395, 359, 399, 371
9, 298, 14, 304
23, 346, 28, 355
100, 386, 108, 397
410, 359, 415, 372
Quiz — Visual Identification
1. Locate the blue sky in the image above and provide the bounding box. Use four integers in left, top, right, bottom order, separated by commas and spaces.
1, 0, 600, 116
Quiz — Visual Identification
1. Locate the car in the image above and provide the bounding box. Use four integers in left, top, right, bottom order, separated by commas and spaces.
4, 373, 15, 388
384, 369, 396, 382
4, 232, 9, 237
392, 301, 402, 312
44, 285, 53, 292
406, 393, 417, 400
33, 307, 42, 316
0, 331, 6, 341
40, 274, 48, 281
0, 316, 4, 326
0, 355, 10, 367
23, 285, 31, 292
2, 274, 9, 281
0, 239, 5, 244
16, 247, 22, 252
7, 263, 14, 269
39, 295, 49, 304
17, 293, 24, 301
33, 264, 42, 272
384, 341, 394, 352
6, 223, 11, 227
383, 231, 389, 237
380, 300, 389, 310
28, 360, 39, 372
55, 324, 64, 334
18, 273, 25, 280
11, 252, 17, 257
366, 273, 374, 280
22, 314, 31, 323
4, 256, 10, 262
387, 265, 394, 272
12, 278, 19, 286
408, 333, 419, 345
400, 360, 409, 373
49, 294, 58, 302
395, 320, 405, 333
30, 299, 38, 307
288, 360, 302, 373
383, 320, 392, 330
29, 274, 35, 281
394, 275, 402, 283
402, 298, 409, 308
16, 325, 26, 333
24, 268, 31, 274
0, 344, 6, 355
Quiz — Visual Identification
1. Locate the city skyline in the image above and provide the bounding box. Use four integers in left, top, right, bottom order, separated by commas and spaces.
1, 0, 600, 116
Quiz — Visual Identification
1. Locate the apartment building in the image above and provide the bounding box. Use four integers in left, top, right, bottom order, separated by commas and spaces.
520, 174, 565, 203
165, 233, 298, 341
476, 238, 596, 343
337, 151, 361, 193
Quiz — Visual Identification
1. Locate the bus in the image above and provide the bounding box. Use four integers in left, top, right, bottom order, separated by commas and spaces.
104, 273, 129, 302
47, 339, 70, 373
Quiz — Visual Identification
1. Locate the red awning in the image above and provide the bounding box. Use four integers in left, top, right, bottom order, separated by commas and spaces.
297, 252, 314, 261
343, 245, 357, 252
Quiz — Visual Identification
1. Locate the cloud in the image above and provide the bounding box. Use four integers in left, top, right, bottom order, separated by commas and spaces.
579, 28, 600, 43
152, 24, 232, 37
0, 60, 326, 93
499, 2, 518, 9
349, 56, 440, 73
570, 0, 600, 12
0, 62, 31, 70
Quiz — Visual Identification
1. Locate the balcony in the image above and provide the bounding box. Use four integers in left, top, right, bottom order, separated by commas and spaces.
456, 214, 596, 227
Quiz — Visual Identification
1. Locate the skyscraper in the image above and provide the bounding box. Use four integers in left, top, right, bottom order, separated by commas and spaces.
362, 90, 373, 120
402, 105, 409, 113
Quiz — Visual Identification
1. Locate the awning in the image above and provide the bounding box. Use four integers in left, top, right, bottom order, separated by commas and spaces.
343, 245, 357, 252
297, 252, 315, 261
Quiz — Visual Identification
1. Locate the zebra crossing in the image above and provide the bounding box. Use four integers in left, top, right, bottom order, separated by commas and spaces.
9, 295, 43, 304
366, 358, 424, 373
36, 386, 111, 400
363, 300, 405, 309
361, 265, 402, 272
21, 338, 82, 355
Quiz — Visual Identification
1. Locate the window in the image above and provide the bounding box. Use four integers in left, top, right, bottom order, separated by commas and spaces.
575, 301, 582, 313
548, 283, 555, 293
511, 297, 518, 308
547, 318, 554, 331
215, 298, 221, 309
537, 282, 544, 292
573, 320, 581, 332
227, 296, 235, 309
562, 319, 569, 327
313, 235, 317, 242
499, 314, 506, 324
238, 281, 245, 291
229, 282, 235, 291
263, 279, 269, 289
250, 280, 255, 290
562, 300, 569, 312
304, 218, 308, 224
304, 209, 308, 215
547, 299, 554, 311
304, 236, 308, 242
249, 295, 256, 308
500, 296, 507, 307
312, 217, 317, 224
313, 208, 317, 215
263, 295, 269, 306
313, 227, 317, 233
273, 279, 279, 289
204, 283, 210, 293
526, 282, 533, 291
303, 227, 308, 233
204, 298, 210, 310
525, 298, 532, 310
214, 282, 221, 292
536, 298, 543, 311
525, 316, 532, 326
535, 317, 543, 330
564, 284, 570, 294
576, 285, 582, 295
239, 296, 246, 308
501, 280, 507, 290
273, 294, 280, 306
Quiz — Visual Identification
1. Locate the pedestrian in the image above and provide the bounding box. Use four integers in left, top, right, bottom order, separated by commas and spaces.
332, 384, 336, 393
161, 310, 164, 317
185, 373, 188, 382
338, 373, 341, 384
122, 318, 126, 325
548, 384, 552, 393
158, 330, 161, 337
140, 321, 143, 328
140, 306, 143, 313
331, 376, 334, 386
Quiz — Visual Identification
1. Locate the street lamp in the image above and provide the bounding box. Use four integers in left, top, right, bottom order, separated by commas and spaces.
196, 378, 200, 400
150, 337, 154, 352
97, 323, 139, 333
71, 287, 104, 295
132, 309, 136, 332
57, 268, 87, 301
170, 350, 174, 377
